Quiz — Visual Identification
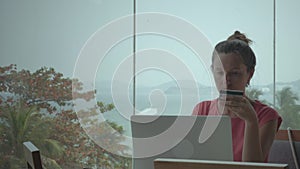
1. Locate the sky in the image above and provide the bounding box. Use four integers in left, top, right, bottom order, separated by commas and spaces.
1, 0, 300, 87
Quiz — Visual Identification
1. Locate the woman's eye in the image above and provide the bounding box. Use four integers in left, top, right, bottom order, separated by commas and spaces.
230, 71, 241, 76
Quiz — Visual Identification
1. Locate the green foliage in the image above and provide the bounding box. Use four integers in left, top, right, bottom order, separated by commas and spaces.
275, 87, 300, 129
246, 88, 262, 100
0, 64, 94, 113
0, 99, 64, 168
246, 88, 269, 104
107, 120, 124, 134
98, 101, 115, 113
246, 87, 300, 129
0, 65, 130, 169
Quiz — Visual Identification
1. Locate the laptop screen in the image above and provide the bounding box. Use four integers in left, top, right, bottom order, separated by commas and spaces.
130, 115, 233, 169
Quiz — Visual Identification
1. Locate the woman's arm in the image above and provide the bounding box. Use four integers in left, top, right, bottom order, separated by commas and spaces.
242, 119, 278, 162
224, 96, 279, 162
242, 117, 263, 162
259, 119, 278, 159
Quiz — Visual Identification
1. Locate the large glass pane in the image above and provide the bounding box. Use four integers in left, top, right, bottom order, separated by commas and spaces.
276, 0, 300, 129
0, 0, 133, 168
135, 0, 274, 120
133, 0, 274, 163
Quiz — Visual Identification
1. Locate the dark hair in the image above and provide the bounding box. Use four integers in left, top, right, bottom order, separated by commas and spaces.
212, 31, 256, 72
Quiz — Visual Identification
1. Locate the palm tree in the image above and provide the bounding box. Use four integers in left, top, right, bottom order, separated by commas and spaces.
246, 87, 300, 129
246, 88, 269, 105
275, 87, 300, 129
276, 87, 299, 108
246, 88, 263, 100
0, 99, 64, 169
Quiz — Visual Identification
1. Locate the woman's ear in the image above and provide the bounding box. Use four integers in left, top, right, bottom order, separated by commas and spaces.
247, 68, 255, 85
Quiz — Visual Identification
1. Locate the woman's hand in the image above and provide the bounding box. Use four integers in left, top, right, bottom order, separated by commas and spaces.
219, 95, 264, 162
218, 95, 257, 123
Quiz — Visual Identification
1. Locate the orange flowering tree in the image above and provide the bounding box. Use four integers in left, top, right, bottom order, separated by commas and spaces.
0, 64, 130, 169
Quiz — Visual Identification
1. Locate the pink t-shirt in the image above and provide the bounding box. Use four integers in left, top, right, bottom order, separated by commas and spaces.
192, 99, 282, 162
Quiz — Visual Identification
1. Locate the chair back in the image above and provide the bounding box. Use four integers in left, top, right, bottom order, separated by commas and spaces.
23, 141, 43, 169
268, 129, 300, 169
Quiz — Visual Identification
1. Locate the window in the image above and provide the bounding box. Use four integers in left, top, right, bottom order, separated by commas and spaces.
1, 1, 300, 169
276, 0, 300, 129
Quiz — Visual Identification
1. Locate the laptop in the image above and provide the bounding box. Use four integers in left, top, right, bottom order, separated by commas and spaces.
130, 115, 233, 169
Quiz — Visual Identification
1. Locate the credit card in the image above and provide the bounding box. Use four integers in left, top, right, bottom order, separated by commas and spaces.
220, 89, 244, 96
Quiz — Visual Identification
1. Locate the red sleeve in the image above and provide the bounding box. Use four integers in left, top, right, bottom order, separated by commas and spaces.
192, 101, 213, 115
192, 103, 201, 115
256, 102, 282, 130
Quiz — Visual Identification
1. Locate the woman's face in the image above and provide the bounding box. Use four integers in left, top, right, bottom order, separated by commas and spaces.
212, 52, 253, 92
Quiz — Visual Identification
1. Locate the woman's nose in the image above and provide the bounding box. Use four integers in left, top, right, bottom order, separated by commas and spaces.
222, 74, 231, 88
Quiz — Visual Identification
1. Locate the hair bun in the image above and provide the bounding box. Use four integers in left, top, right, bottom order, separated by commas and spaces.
227, 30, 252, 45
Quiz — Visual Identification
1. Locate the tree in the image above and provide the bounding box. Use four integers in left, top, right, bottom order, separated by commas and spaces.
64, 99, 131, 168
0, 64, 94, 113
0, 65, 130, 168
0, 99, 63, 169
275, 87, 300, 129
246, 87, 300, 129
246, 88, 269, 104
51, 106, 130, 169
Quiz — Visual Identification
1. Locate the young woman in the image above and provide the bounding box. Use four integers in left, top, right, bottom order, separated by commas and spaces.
193, 31, 282, 162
